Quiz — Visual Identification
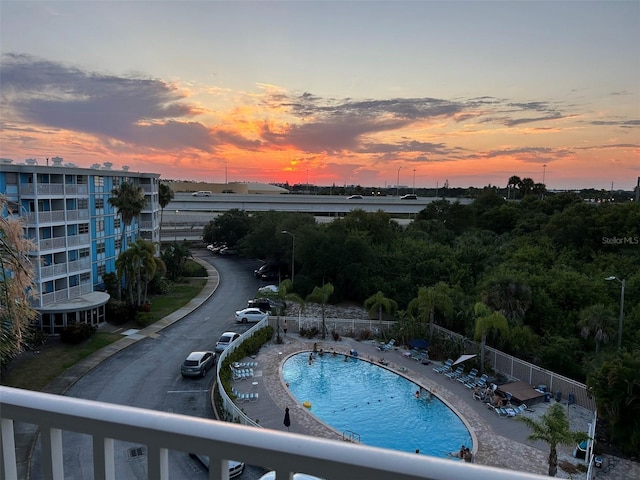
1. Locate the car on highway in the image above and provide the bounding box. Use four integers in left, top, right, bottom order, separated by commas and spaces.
192, 190, 212, 197
180, 351, 216, 377
347, 194, 363, 199
188, 453, 245, 478
400, 193, 418, 200
235, 307, 269, 323
215, 331, 241, 352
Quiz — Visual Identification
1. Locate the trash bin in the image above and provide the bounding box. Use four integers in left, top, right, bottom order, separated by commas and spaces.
568, 393, 576, 405
544, 392, 551, 402
555, 391, 562, 402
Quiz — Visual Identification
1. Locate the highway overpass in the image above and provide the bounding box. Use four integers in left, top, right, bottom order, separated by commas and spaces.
162, 193, 473, 243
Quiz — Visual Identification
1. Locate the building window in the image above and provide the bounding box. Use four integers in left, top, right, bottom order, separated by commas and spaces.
80, 272, 91, 282
115, 238, 122, 251
114, 217, 121, 229
79, 248, 90, 258
96, 219, 104, 233
79, 223, 89, 234
97, 265, 106, 277
78, 198, 88, 209
96, 242, 105, 255
95, 197, 104, 209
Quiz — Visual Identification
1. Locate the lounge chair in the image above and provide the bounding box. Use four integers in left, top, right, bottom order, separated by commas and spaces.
474, 374, 489, 389
496, 403, 527, 417
231, 387, 250, 402
378, 339, 396, 351
444, 366, 464, 380
433, 359, 453, 374
458, 368, 478, 384
410, 350, 429, 363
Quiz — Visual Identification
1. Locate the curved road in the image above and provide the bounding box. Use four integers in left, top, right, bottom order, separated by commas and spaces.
30, 251, 268, 479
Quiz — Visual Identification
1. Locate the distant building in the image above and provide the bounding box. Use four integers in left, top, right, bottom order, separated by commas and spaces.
0, 158, 160, 333
166, 180, 289, 195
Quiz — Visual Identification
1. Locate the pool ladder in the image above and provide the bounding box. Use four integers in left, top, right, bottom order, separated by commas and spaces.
342, 430, 360, 443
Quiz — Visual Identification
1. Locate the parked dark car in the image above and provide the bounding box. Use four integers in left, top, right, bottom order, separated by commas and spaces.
247, 297, 285, 313
254, 262, 287, 280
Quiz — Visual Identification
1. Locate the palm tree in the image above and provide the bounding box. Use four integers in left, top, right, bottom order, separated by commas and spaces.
578, 304, 615, 355
485, 276, 532, 326
115, 239, 156, 306
158, 183, 174, 246
407, 282, 453, 342
108, 181, 146, 254
516, 403, 589, 477
364, 291, 398, 328
305, 283, 334, 339
507, 175, 521, 199
0, 196, 38, 370
473, 302, 509, 374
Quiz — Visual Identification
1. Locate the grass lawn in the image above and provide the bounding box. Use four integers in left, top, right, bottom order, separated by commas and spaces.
1, 277, 206, 392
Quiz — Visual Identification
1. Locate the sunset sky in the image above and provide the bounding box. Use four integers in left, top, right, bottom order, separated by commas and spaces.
1, 1, 638, 190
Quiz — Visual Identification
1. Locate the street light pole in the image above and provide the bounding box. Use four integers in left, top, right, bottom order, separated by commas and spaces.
542, 164, 547, 199
606, 276, 626, 349
396, 167, 402, 197
174, 210, 178, 242
413, 169, 416, 194
281, 230, 295, 284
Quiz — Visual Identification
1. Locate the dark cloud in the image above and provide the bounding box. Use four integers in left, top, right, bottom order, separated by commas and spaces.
479, 146, 573, 163
0, 53, 217, 151
590, 120, 640, 127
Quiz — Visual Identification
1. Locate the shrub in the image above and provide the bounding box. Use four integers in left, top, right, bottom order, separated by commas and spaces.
182, 260, 207, 277
60, 323, 97, 344
136, 312, 155, 327
106, 300, 137, 325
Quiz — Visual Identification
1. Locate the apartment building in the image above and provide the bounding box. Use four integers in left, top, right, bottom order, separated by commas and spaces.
0, 157, 160, 333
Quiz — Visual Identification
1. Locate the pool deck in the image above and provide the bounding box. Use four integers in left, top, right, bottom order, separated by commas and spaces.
234, 335, 639, 480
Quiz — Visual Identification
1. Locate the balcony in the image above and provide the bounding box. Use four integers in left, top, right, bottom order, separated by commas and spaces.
1, 386, 547, 480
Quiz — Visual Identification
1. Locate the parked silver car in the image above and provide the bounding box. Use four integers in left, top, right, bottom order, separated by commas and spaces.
180, 351, 216, 378
215, 331, 241, 353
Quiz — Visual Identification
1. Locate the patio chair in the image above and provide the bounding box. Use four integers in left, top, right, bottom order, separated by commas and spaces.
444, 366, 464, 380
496, 403, 527, 417
433, 359, 453, 374
458, 368, 478, 384
410, 350, 428, 362
377, 339, 396, 351
231, 387, 250, 402
474, 374, 489, 389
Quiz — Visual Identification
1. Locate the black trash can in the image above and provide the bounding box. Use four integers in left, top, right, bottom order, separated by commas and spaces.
555, 391, 562, 402
544, 392, 551, 402
568, 393, 576, 405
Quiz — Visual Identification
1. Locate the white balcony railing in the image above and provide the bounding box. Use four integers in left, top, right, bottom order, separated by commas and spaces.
0, 386, 547, 480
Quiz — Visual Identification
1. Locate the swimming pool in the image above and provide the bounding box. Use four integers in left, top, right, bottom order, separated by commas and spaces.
282, 352, 472, 457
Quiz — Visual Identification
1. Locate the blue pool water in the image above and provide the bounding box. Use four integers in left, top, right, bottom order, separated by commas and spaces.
282, 353, 472, 457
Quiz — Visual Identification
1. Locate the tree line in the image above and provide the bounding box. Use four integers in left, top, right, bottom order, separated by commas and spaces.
203, 188, 639, 455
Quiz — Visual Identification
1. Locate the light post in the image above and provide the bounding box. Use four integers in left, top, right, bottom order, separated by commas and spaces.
606, 276, 626, 349
396, 167, 402, 197
174, 210, 178, 241
281, 230, 295, 284
542, 164, 547, 199
413, 169, 416, 194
